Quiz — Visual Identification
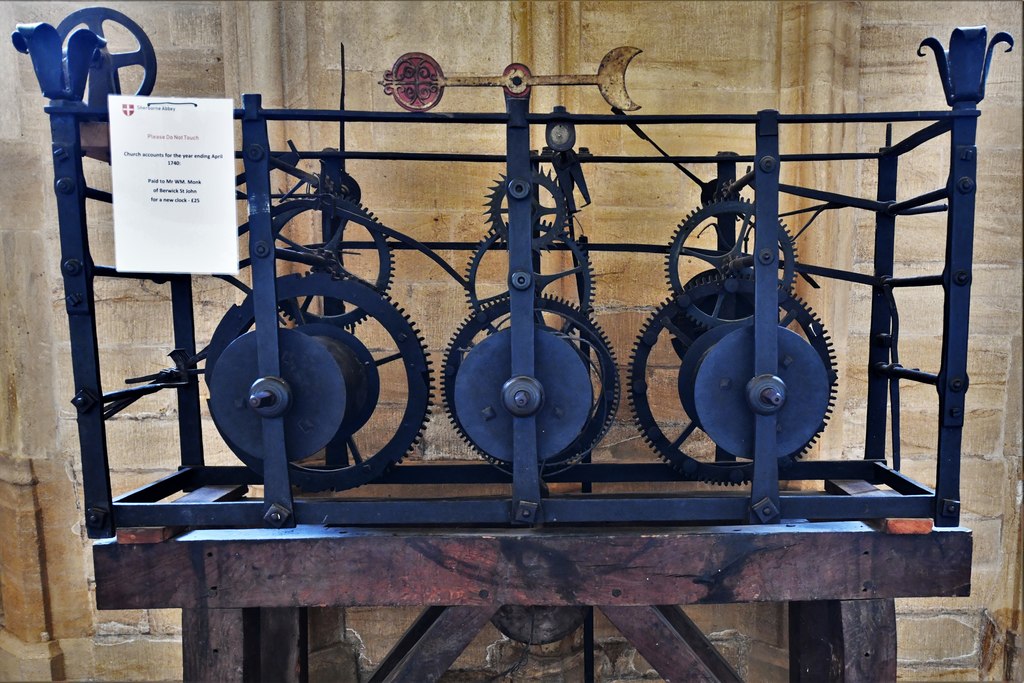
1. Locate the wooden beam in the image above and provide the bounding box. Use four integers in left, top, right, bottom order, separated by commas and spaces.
259, 607, 308, 683
789, 599, 897, 682
601, 605, 742, 682
368, 606, 498, 683
182, 607, 260, 681
94, 523, 971, 610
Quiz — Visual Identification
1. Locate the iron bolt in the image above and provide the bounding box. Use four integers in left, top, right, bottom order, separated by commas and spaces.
510, 271, 532, 290
956, 176, 975, 194
758, 156, 777, 173
246, 143, 265, 161
949, 407, 963, 418
481, 406, 496, 420
253, 241, 270, 258
62, 259, 82, 276
513, 390, 530, 408
55, 177, 74, 194
66, 292, 83, 306
719, 378, 732, 390
85, 507, 106, 527
479, 589, 489, 599
960, 148, 975, 161
762, 506, 772, 516
248, 389, 276, 409
758, 249, 775, 265
945, 501, 959, 514
52, 146, 68, 161
507, 177, 531, 199
953, 270, 970, 286
611, 589, 622, 597
760, 386, 784, 407
950, 377, 965, 392
268, 511, 282, 523
521, 508, 531, 517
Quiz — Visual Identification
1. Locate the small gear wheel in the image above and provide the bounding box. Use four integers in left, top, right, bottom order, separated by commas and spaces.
443, 296, 618, 474
486, 171, 569, 238
465, 226, 595, 315
205, 272, 432, 492
666, 198, 797, 299
629, 281, 836, 485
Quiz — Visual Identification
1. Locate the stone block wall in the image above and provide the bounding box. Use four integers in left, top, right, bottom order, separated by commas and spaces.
0, 2, 1020, 680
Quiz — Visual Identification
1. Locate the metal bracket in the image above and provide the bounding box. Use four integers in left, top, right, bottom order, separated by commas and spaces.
513, 500, 540, 525
751, 497, 780, 524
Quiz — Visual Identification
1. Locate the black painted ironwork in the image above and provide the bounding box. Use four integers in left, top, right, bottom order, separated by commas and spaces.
13, 10, 1014, 537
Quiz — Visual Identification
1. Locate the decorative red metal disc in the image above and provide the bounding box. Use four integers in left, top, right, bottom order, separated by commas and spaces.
380, 52, 445, 112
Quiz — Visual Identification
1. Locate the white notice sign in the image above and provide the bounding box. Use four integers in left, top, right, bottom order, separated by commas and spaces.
109, 95, 238, 274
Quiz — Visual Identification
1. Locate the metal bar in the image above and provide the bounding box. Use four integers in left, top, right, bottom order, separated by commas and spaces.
886, 187, 948, 216
871, 463, 936, 496
52, 105, 965, 125
885, 274, 944, 288
933, 110, 978, 527
865, 141, 898, 460
252, 150, 879, 164
749, 110, 781, 524
873, 363, 940, 385
241, 94, 295, 528
170, 277, 204, 466
50, 113, 114, 538
779, 183, 886, 213
113, 468, 199, 503
505, 95, 542, 524
795, 263, 877, 287
884, 119, 952, 157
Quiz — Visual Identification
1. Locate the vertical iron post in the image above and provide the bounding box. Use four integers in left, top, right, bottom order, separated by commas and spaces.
865, 132, 899, 461
51, 111, 114, 538
241, 94, 295, 527
715, 151, 739, 464
934, 109, 978, 527
505, 94, 542, 524
749, 110, 781, 524
171, 276, 204, 467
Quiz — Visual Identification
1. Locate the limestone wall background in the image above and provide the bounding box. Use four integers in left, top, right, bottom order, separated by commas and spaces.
0, 1, 1020, 680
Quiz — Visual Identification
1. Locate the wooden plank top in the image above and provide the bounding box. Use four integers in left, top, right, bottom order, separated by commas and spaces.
93, 522, 971, 610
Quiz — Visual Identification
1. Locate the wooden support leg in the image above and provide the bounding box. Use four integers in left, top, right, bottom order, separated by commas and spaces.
600, 605, 742, 683
789, 599, 896, 682
369, 606, 499, 683
260, 607, 308, 683
183, 607, 260, 682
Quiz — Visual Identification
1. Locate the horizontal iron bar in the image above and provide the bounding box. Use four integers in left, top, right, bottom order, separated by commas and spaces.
887, 188, 948, 215
782, 494, 934, 520
873, 362, 940, 385
899, 203, 947, 216
779, 183, 886, 212
278, 150, 878, 164
114, 467, 200, 503
871, 463, 936, 496
335, 240, 672, 254
796, 263, 878, 286
85, 187, 112, 203
884, 274, 944, 288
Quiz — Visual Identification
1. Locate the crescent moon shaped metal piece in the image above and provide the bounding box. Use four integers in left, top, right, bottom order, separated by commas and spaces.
597, 46, 642, 111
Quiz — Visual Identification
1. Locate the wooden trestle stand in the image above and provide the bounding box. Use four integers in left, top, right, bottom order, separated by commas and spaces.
94, 519, 971, 682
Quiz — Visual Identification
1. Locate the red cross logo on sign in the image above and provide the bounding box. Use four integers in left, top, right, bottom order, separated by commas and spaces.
122, 103, 135, 117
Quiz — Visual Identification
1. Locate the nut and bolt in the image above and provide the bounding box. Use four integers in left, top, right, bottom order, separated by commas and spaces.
949, 407, 963, 419
253, 241, 270, 258
949, 377, 965, 392
510, 271, 532, 290
55, 177, 74, 194
62, 259, 82, 276
246, 143, 265, 161
758, 156, 777, 173
760, 386, 784, 407
507, 177, 531, 199
953, 270, 970, 286
956, 176, 975, 194
758, 249, 775, 265
66, 292, 83, 306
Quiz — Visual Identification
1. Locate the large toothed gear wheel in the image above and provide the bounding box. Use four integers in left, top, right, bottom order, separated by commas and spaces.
205, 272, 432, 492
239, 195, 394, 298
666, 198, 797, 300
465, 226, 595, 314
629, 281, 836, 485
443, 296, 618, 473
486, 171, 569, 238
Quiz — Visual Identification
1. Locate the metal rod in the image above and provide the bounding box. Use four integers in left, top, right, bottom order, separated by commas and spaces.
873, 362, 940, 385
